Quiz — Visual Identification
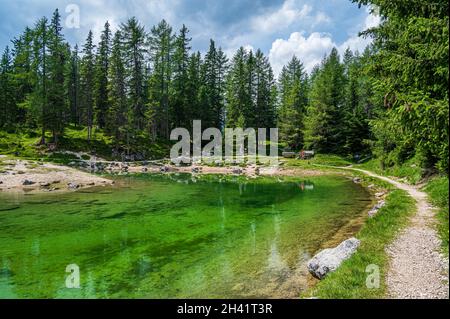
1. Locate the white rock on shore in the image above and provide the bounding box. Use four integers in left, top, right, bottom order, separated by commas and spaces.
307, 237, 360, 279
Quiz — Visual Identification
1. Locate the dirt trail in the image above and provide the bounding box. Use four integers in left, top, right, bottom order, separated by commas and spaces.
345, 167, 449, 299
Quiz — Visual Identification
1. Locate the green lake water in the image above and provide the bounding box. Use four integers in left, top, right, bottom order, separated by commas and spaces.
0, 173, 372, 299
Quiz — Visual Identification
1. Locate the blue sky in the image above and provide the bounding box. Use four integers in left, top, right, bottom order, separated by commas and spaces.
0, 0, 379, 75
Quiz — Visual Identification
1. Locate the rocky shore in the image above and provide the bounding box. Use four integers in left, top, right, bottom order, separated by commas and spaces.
0, 158, 113, 193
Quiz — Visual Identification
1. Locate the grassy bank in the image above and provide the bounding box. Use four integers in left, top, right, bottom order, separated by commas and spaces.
0, 127, 170, 163
281, 154, 352, 171
304, 173, 415, 298
424, 176, 449, 256
357, 158, 424, 184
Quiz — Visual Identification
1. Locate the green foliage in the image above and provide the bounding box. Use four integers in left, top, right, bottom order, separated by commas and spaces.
94, 21, 112, 129
278, 56, 308, 150
424, 177, 449, 255
0, 5, 447, 172
304, 48, 346, 153
354, 0, 449, 174
226, 47, 276, 130
358, 157, 424, 184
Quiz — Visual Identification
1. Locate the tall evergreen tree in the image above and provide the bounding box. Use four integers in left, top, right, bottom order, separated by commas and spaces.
304, 48, 346, 153
67, 45, 80, 125
278, 56, 308, 149
148, 19, 174, 138
11, 27, 34, 124
80, 30, 95, 142
108, 31, 130, 151
121, 17, 147, 132
0, 47, 15, 128
30, 17, 49, 145
226, 47, 250, 128
94, 21, 112, 129
171, 25, 191, 128
202, 40, 228, 129
253, 49, 276, 129
353, 0, 449, 172
47, 9, 68, 145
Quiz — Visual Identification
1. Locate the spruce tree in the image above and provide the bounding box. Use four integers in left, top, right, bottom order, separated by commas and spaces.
304, 48, 346, 153
108, 31, 129, 151
94, 21, 111, 129
148, 19, 174, 138
121, 18, 147, 133
47, 9, 68, 145
278, 56, 308, 150
80, 30, 95, 142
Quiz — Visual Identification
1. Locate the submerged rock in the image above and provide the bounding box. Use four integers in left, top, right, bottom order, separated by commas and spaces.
307, 237, 360, 279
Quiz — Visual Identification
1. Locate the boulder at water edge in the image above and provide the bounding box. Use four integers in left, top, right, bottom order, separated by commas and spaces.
307, 237, 360, 279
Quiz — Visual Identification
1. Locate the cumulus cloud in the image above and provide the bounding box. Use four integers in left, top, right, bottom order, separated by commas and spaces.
268, 8, 381, 77
269, 32, 334, 75
0, 0, 378, 75
251, 0, 313, 33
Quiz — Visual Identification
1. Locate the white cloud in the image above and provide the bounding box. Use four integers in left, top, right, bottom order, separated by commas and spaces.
251, 0, 313, 33
313, 12, 331, 26
269, 31, 334, 75
243, 44, 255, 53
269, 9, 381, 77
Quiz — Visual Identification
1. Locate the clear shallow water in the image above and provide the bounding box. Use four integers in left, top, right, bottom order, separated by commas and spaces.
0, 173, 372, 298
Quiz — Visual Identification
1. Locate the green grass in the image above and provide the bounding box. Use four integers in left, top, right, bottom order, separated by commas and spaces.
282, 154, 352, 168
357, 158, 423, 184
305, 174, 415, 298
0, 126, 170, 163
424, 176, 449, 256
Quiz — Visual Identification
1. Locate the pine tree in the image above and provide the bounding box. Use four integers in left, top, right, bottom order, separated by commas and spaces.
148, 19, 174, 139
278, 56, 308, 150
47, 9, 68, 145
80, 30, 95, 142
253, 49, 276, 129
94, 21, 112, 129
108, 31, 130, 151
184, 52, 202, 130
11, 27, 34, 124
340, 49, 371, 155
226, 47, 249, 128
67, 45, 80, 125
171, 25, 191, 128
0, 47, 15, 128
121, 17, 147, 133
304, 48, 346, 153
31, 17, 49, 145
202, 40, 228, 129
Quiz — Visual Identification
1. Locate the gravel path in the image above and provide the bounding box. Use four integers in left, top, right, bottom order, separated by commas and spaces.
349, 168, 449, 299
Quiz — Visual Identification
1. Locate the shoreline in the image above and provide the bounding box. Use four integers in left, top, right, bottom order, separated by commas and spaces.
0, 158, 114, 194
0, 158, 339, 194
